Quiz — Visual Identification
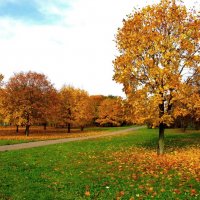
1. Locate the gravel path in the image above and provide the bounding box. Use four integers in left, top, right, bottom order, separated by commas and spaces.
0, 126, 144, 152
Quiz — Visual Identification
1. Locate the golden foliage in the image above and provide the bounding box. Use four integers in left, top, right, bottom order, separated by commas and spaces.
58, 86, 94, 130
96, 97, 125, 126
2, 71, 56, 127
113, 0, 200, 127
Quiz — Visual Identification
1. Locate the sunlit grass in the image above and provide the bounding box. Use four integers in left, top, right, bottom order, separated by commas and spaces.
0, 128, 199, 199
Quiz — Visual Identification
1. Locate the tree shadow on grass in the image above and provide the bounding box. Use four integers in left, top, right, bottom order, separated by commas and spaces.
137, 131, 200, 152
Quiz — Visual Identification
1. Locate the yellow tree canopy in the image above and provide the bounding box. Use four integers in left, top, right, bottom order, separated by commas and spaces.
59, 85, 77, 126
113, 0, 200, 127
96, 97, 125, 126
74, 89, 94, 130
2, 71, 55, 135
59, 86, 94, 131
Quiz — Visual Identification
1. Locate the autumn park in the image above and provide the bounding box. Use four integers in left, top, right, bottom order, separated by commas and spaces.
0, 0, 200, 199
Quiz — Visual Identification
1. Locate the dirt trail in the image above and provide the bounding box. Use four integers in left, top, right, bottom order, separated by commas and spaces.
0, 126, 144, 152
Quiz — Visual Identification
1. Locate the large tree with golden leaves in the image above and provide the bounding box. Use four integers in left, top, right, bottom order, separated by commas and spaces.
113, 0, 200, 154
3, 71, 56, 136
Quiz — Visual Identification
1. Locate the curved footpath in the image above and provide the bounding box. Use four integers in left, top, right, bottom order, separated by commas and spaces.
0, 126, 144, 152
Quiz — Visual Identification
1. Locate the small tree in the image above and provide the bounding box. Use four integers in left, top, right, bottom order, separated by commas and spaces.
90, 95, 106, 125
59, 86, 94, 132
113, 0, 200, 154
40, 89, 60, 130
96, 97, 125, 126
0, 74, 5, 125
58, 86, 76, 133
74, 89, 94, 131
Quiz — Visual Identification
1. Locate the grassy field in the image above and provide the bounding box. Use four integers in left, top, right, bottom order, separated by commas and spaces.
0, 128, 199, 200
0, 126, 132, 146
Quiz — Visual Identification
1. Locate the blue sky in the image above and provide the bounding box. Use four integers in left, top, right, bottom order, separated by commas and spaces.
0, 0, 70, 24
0, 0, 198, 96
0, 1, 45, 23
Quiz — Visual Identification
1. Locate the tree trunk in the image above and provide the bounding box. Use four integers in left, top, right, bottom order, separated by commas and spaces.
81, 126, 84, 131
195, 122, 200, 130
67, 123, 71, 133
157, 123, 164, 155
44, 123, 47, 131
158, 93, 165, 155
25, 125, 30, 136
16, 125, 19, 133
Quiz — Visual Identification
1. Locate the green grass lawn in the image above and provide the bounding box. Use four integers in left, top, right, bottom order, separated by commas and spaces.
0, 128, 199, 200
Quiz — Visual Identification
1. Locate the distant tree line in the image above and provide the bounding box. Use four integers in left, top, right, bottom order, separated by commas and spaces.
0, 71, 128, 136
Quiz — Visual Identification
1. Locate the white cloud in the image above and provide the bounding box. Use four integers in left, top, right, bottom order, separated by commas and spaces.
0, 0, 198, 97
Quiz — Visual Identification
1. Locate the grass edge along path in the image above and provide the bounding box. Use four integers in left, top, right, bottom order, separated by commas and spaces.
0, 126, 144, 152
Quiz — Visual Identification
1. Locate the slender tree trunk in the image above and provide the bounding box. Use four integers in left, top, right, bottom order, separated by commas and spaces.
16, 125, 19, 133
67, 123, 71, 133
157, 123, 164, 155
195, 122, 200, 130
81, 126, 84, 131
25, 125, 30, 136
44, 123, 47, 131
158, 95, 165, 155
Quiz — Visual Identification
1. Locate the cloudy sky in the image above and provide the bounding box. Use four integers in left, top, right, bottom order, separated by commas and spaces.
0, 0, 198, 96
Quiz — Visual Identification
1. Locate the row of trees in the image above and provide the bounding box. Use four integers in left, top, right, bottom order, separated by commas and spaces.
0, 72, 126, 136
